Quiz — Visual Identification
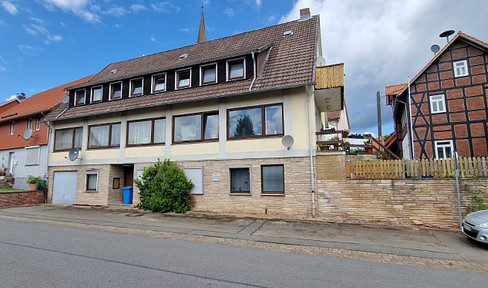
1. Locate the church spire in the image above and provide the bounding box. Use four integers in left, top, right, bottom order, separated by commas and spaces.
197, 3, 206, 44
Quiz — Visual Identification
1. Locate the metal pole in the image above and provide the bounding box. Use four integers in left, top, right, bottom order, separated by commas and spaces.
377, 91, 382, 151
454, 151, 463, 229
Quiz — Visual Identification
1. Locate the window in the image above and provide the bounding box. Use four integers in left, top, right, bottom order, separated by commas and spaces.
91, 86, 102, 102
152, 73, 166, 92
110, 82, 122, 100
54, 127, 82, 151
86, 170, 98, 191
261, 165, 284, 194
453, 60, 468, 77
25, 146, 40, 166
130, 78, 143, 96
200, 63, 217, 85
27, 118, 32, 130
184, 167, 203, 195
176, 68, 191, 89
35, 118, 41, 131
127, 118, 165, 146
227, 58, 245, 81
88, 123, 120, 148
435, 140, 453, 159
75, 89, 85, 106
228, 104, 283, 139
173, 112, 218, 143
9, 122, 14, 135
429, 94, 446, 114
230, 167, 250, 193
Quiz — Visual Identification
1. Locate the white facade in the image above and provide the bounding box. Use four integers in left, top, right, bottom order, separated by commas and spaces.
0, 145, 48, 189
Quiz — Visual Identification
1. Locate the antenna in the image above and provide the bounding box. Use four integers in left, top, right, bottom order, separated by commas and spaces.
23, 129, 32, 141
430, 44, 440, 55
68, 148, 79, 161
281, 135, 294, 150
439, 30, 455, 43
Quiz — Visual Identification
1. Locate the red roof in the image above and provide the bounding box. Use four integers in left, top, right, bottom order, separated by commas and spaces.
0, 76, 92, 123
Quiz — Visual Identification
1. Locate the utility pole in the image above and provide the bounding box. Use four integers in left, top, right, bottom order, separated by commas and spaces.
377, 91, 382, 151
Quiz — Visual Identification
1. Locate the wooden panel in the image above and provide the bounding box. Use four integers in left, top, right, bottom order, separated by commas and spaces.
315, 64, 344, 89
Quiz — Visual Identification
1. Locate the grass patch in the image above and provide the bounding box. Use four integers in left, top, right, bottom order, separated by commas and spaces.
0, 188, 26, 193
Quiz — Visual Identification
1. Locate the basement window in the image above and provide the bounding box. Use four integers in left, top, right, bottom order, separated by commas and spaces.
86, 170, 99, 192
261, 165, 284, 194
230, 167, 250, 194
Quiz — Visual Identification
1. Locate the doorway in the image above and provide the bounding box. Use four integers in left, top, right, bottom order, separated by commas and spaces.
124, 165, 134, 188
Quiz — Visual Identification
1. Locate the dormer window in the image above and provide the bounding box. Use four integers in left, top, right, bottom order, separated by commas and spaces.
200, 63, 217, 85
176, 68, 191, 89
152, 73, 166, 93
91, 86, 102, 102
130, 78, 143, 97
75, 89, 86, 106
109, 82, 122, 100
227, 58, 245, 81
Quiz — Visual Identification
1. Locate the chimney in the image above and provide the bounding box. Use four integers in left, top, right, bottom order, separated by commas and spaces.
300, 8, 311, 21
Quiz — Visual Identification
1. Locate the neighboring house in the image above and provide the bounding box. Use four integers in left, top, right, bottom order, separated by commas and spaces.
0, 77, 91, 189
44, 8, 344, 218
0, 94, 24, 114
387, 32, 488, 159
325, 109, 350, 131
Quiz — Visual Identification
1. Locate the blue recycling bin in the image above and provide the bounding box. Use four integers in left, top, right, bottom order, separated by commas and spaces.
122, 187, 133, 205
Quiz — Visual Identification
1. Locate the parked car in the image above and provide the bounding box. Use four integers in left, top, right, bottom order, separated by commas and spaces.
462, 209, 488, 243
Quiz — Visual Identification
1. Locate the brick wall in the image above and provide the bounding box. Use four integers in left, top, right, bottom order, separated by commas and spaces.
0, 191, 45, 208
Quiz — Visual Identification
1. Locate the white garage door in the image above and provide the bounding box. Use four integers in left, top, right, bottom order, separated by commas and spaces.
52, 171, 78, 205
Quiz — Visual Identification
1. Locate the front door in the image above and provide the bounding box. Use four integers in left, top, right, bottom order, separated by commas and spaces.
52, 171, 77, 204
124, 166, 134, 188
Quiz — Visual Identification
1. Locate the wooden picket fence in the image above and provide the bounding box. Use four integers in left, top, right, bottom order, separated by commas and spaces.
347, 157, 488, 179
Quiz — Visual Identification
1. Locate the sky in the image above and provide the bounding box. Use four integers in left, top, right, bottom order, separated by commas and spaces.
1, 0, 487, 136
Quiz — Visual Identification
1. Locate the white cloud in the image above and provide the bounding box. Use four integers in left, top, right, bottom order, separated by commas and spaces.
281, 0, 488, 134
255, 0, 261, 7
18, 44, 38, 55
0, 65, 6, 71
151, 2, 180, 13
150, 35, 158, 43
1, 1, 18, 15
23, 19, 63, 44
180, 27, 191, 33
104, 5, 128, 17
130, 4, 146, 12
41, 0, 100, 23
223, 7, 235, 17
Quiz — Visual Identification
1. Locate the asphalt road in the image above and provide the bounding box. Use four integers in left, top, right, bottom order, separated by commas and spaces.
1, 219, 487, 288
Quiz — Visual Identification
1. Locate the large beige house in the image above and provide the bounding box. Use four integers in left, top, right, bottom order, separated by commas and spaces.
44, 8, 344, 218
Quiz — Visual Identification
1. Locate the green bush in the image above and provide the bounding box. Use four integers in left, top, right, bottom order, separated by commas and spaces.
27, 175, 42, 185
135, 159, 194, 213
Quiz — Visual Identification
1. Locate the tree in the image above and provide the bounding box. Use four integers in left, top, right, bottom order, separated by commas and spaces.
234, 115, 255, 137
135, 159, 194, 213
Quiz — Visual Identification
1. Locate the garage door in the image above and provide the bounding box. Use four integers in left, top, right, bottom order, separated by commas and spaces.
52, 171, 78, 205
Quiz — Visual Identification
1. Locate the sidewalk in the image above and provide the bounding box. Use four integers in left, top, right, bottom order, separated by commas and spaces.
0, 205, 487, 273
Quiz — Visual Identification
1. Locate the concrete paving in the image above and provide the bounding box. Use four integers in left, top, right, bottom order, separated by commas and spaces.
0, 205, 487, 273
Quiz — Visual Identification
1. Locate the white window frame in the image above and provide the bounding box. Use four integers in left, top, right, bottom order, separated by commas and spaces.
200, 63, 218, 86
25, 146, 40, 166
109, 82, 122, 100
435, 140, 454, 159
74, 89, 86, 106
175, 68, 192, 90
27, 118, 32, 130
229, 166, 251, 194
85, 170, 99, 192
226, 57, 246, 81
152, 73, 167, 93
129, 77, 144, 97
91, 86, 103, 102
9, 122, 14, 135
429, 94, 446, 114
184, 167, 204, 195
453, 60, 468, 77
35, 118, 41, 131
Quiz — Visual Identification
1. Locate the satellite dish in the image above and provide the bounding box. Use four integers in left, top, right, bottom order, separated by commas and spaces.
68, 148, 79, 161
281, 135, 294, 150
23, 129, 32, 140
439, 30, 455, 43
61, 95, 70, 104
430, 44, 440, 55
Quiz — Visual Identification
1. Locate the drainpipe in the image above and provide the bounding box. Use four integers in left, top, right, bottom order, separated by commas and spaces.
408, 76, 415, 159
249, 51, 257, 91
306, 85, 316, 217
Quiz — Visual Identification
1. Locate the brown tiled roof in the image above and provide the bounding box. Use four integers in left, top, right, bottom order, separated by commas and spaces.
0, 76, 92, 123
385, 83, 407, 96
48, 16, 319, 121
327, 110, 341, 120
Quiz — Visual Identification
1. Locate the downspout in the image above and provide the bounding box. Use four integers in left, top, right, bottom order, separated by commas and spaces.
249, 51, 257, 91
408, 77, 415, 158
306, 85, 316, 217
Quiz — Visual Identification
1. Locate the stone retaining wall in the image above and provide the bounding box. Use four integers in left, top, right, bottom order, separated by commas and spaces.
0, 191, 45, 208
